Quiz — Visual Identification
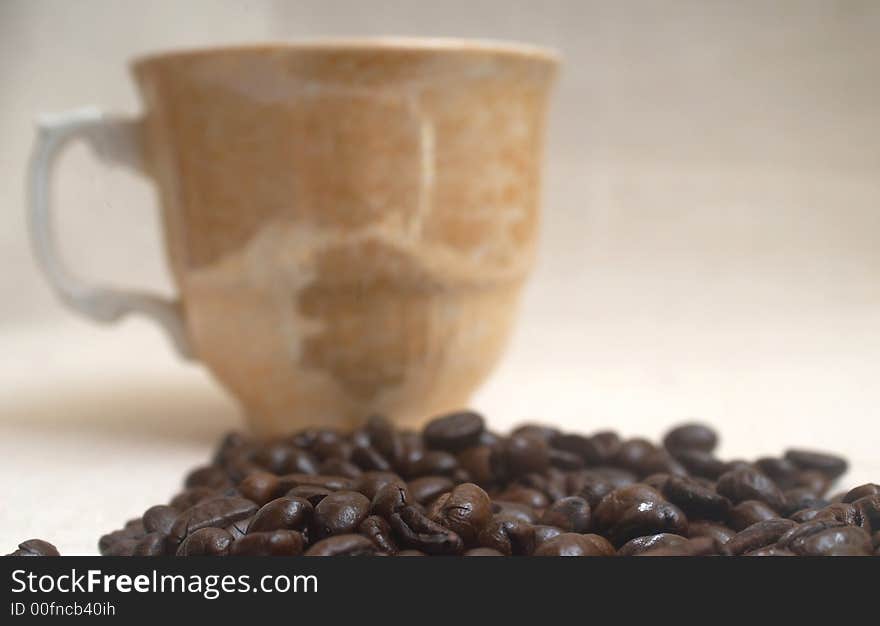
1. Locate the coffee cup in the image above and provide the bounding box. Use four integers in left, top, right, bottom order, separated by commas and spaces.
28, 39, 559, 435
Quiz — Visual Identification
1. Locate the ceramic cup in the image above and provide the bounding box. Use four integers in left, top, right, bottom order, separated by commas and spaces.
28, 39, 559, 435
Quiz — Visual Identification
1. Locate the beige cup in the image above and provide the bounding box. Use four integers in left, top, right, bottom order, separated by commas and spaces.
28, 39, 559, 435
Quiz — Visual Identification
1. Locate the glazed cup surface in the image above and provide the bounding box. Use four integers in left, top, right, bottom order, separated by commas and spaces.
132, 39, 559, 435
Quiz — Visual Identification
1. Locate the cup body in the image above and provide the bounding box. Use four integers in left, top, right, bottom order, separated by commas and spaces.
132, 40, 559, 434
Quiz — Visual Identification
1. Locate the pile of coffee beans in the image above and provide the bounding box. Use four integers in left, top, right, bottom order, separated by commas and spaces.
9, 413, 880, 556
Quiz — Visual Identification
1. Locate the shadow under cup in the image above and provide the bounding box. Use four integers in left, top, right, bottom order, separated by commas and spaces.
131, 40, 559, 435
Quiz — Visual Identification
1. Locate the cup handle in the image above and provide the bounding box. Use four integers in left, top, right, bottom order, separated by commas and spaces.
27, 106, 193, 358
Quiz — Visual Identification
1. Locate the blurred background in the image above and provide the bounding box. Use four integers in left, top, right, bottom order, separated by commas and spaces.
1, 0, 878, 553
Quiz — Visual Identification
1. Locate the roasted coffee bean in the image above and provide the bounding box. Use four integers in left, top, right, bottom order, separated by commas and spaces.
552, 432, 620, 466
223, 456, 263, 483
295, 429, 338, 452
7, 539, 59, 557
504, 435, 550, 475
254, 443, 319, 475
286, 485, 333, 507
408, 476, 454, 504
217, 486, 244, 498
285, 428, 315, 449
97, 530, 135, 556
311, 438, 353, 463
103, 539, 138, 556
390, 505, 463, 555
491, 501, 538, 524
185, 465, 232, 490
792, 470, 830, 496
142, 505, 178, 535
662, 476, 730, 520
98, 521, 143, 556
454, 469, 473, 484
171, 496, 258, 540
534, 533, 615, 556
851, 495, 880, 533
571, 474, 616, 509
550, 434, 602, 464
723, 519, 797, 555
687, 521, 736, 544
176, 528, 233, 556
635, 450, 688, 478
169, 487, 216, 511
539, 497, 591, 533
548, 448, 584, 470
512, 424, 560, 443
351, 445, 392, 472
463, 547, 505, 556
358, 515, 397, 554
430, 483, 492, 545
663, 423, 717, 453
496, 485, 549, 509
725, 460, 753, 473
365, 415, 404, 464
790, 507, 822, 523
318, 458, 363, 479
522, 469, 568, 502
305, 534, 378, 556
354, 472, 405, 501
744, 546, 796, 556
754, 457, 801, 490
350, 428, 371, 449
782, 522, 873, 556
132, 533, 166, 556
589, 431, 623, 464
479, 431, 501, 446
225, 517, 252, 540
277, 473, 354, 492
843, 483, 880, 503
728, 500, 779, 531
618, 533, 688, 556
813, 502, 860, 526
397, 431, 426, 465
643, 473, 672, 492
828, 491, 848, 503
784, 449, 848, 480
591, 467, 638, 488
126, 518, 145, 533
423, 411, 485, 452
230, 530, 304, 556
67, 417, 878, 558
782, 488, 827, 515
405, 451, 459, 478
637, 536, 719, 557
777, 519, 845, 550
670, 449, 728, 480
532, 524, 564, 546
477, 517, 535, 556
817, 543, 872, 556
371, 483, 411, 519
716, 467, 785, 511
613, 439, 657, 474
457, 446, 500, 485
313, 491, 371, 539
273, 444, 319, 474
594, 485, 688, 546
248, 497, 313, 533
213, 431, 248, 462
237, 471, 282, 506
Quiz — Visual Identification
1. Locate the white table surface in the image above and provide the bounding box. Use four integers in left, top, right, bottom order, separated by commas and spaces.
1, 314, 878, 555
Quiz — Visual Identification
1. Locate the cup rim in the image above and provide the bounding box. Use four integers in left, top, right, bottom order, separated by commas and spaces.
131, 37, 562, 69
